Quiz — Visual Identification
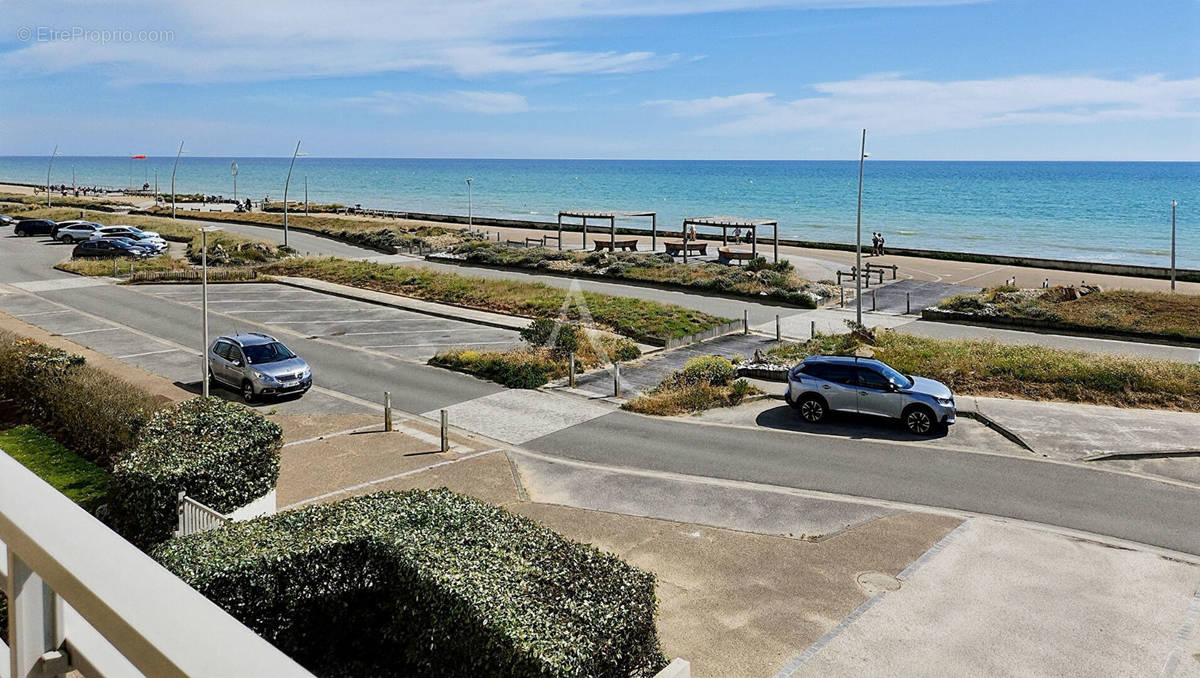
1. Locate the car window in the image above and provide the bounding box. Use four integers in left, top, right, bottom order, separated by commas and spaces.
243, 342, 296, 365
214, 342, 235, 360
876, 363, 914, 389
857, 368, 892, 390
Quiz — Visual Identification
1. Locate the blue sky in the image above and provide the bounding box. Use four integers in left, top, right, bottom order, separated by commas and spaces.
0, 0, 1197, 160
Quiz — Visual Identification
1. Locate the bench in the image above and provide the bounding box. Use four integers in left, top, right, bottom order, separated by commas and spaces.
717, 248, 755, 265
592, 238, 638, 252
664, 241, 708, 256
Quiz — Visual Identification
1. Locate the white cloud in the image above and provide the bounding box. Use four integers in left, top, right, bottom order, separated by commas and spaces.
644, 74, 1200, 134
0, 0, 986, 83
339, 90, 531, 115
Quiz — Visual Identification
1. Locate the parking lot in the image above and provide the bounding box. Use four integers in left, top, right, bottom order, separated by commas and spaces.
0, 280, 521, 415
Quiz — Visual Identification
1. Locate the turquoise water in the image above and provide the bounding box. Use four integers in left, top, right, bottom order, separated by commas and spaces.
2, 157, 1195, 268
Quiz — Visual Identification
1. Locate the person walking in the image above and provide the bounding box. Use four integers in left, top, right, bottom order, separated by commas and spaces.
732, 226, 742, 244
871, 232, 880, 256
877, 233, 886, 256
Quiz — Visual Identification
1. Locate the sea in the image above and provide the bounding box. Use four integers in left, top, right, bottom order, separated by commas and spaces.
1, 156, 1195, 269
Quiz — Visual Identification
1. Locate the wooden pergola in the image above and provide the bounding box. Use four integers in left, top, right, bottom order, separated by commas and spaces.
680, 216, 780, 263
557, 210, 658, 251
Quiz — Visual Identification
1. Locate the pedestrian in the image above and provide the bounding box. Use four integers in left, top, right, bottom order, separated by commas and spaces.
871, 232, 880, 256
1042, 278, 1049, 289
877, 233, 885, 256
732, 226, 742, 244
687, 223, 697, 241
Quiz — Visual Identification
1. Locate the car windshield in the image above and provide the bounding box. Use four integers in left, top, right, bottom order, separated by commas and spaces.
242, 342, 296, 364
878, 363, 913, 389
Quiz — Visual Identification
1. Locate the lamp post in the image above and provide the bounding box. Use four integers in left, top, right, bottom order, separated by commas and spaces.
170, 140, 184, 218
855, 129, 868, 325
1171, 200, 1178, 291
231, 161, 239, 203
283, 140, 303, 248
46, 145, 61, 207
200, 226, 222, 397
466, 177, 473, 228
304, 175, 309, 216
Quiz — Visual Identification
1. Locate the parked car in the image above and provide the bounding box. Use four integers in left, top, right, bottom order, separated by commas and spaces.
90, 225, 167, 250
208, 333, 312, 403
784, 355, 956, 435
13, 219, 56, 237
56, 221, 104, 243
107, 237, 163, 256
0, 213, 16, 227
72, 239, 151, 258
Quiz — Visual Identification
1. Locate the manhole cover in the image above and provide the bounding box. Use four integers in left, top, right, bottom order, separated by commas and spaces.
856, 571, 901, 594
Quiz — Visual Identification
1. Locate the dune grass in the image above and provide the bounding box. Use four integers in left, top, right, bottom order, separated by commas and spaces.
262, 257, 730, 343
623, 355, 761, 416
56, 256, 192, 277
768, 330, 1200, 411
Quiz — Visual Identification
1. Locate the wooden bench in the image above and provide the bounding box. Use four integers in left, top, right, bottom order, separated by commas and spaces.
664, 241, 708, 256
717, 248, 755, 265
592, 238, 638, 252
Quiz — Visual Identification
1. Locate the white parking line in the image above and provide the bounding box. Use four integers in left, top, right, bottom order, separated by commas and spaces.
116, 348, 180, 359
363, 340, 515, 349
60, 327, 120, 336
14, 310, 74, 317
226, 308, 362, 314
338, 328, 509, 336
270, 318, 417, 324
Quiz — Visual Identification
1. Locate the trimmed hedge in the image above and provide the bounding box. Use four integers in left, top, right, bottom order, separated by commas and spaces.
0, 332, 162, 468
110, 398, 282, 547
153, 489, 667, 678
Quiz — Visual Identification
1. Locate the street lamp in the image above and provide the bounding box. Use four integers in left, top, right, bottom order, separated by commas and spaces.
855, 129, 869, 325
170, 140, 185, 218
231, 161, 239, 203
466, 177, 473, 228
200, 225, 222, 397
46, 145, 61, 207
282, 140, 306, 248
1171, 200, 1178, 291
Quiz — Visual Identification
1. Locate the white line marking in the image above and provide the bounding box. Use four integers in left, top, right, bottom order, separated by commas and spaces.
282, 424, 380, 447
226, 308, 363, 314
1162, 586, 1200, 677
955, 265, 1008, 285
269, 318, 420, 324
116, 348, 179, 359
364, 341, 515, 348
338, 328, 509, 336
14, 310, 73, 317
61, 327, 120, 336
279, 448, 500, 511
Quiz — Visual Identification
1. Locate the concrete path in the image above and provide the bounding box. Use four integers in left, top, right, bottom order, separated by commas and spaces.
781, 518, 1200, 678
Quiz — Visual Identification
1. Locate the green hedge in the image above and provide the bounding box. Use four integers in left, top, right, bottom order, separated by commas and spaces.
0, 332, 162, 468
110, 398, 282, 547
153, 490, 667, 678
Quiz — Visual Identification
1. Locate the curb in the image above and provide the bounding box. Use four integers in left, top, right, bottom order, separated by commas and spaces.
958, 410, 1038, 454
1082, 449, 1200, 462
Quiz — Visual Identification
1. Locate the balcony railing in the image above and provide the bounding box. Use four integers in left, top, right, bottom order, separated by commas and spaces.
0, 449, 314, 678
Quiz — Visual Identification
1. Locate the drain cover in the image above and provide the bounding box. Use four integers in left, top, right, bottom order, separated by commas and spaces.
856, 571, 901, 594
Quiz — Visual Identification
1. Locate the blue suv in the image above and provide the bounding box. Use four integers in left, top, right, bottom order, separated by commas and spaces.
785, 355, 955, 435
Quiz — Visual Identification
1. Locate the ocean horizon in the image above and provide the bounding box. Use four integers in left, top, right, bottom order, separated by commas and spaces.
2, 156, 1195, 269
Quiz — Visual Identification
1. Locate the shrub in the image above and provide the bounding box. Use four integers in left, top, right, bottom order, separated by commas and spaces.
519, 318, 580, 356
110, 397, 282, 548
152, 489, 668, 678
0, 332, 162, 468
680, 355, 736, 386
430, 348, 558, 388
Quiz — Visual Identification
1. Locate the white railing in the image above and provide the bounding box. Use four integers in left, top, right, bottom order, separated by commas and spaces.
175, 492, 229, 538
0, 449, 314, 678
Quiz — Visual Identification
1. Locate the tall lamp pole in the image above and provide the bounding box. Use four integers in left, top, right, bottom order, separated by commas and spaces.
231, 161, 239, 203
170, 141, 184, 218
283, 140, 302, 248
46, 145, 60, 207
200, 226, 222, 397
304, 175, 309, 216
466, 177, 473, 228
855, 129, 868, 325
1171, 200, 1178, 291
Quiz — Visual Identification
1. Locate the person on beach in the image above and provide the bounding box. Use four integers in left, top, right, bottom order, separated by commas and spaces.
687, 224, 697, 241
732, 226, 742, 244
878, 234, 886, 256
871, 232, 880, 255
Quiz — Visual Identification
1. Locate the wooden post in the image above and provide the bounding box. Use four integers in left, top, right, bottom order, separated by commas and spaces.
569, 353, 576, 387
773, 223, 779, 263
906, 292, 911, 314
751, 224, 758, 259
683, 220, 689, 264
440, 409, 448, 453
613, 363, 621, 397
840, 286, 845, 307
384, 391, 392, 432
557, 213, 563, 250
581, 216, 588, 250
871, 289, 877, 311
651, 214, 657, 252
743, 309, 749, 335
811, 319, 816, 339
775, 314, 781, 341
610, 216, 615, 248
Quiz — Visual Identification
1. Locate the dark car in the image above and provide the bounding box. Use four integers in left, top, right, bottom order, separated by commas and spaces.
0, 214, 16, 227
14, 219, 56, 237
71, 239, 149, 258
108, 237, 162, 255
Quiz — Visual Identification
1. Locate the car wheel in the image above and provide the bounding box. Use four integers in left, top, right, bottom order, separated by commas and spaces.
60, 234, 74, 243
241, 380, 256, 404
208, 368, 219, 390
903, 405, 936, 435
797, 394, 827, 423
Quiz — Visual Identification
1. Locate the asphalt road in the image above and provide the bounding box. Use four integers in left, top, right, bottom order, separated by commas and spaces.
3, 225, 1199, 556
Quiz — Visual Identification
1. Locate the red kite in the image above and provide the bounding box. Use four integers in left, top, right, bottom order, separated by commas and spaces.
130, 154, 147, 159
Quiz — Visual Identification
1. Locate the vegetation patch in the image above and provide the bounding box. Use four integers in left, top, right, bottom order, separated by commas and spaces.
152, 489, 667, 678
0, 425, 110, 513
767, 328, 1200, 411
937, 286, 1200, 342
430, 318, 641, 388
262, 257, 730, 343
56, 255, 192, 277
110, 397, 282, 548
623, 355, 761, 415
0, 331, 163, 468
446, 241, 829, 307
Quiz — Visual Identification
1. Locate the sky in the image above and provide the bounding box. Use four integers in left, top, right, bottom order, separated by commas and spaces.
0, 0, 1197, 160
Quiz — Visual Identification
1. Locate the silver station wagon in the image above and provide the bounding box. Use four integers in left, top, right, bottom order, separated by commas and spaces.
208, 333, 312, 403
785, 355, 956, 435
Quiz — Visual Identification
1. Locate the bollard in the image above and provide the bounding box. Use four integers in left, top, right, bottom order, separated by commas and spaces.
871, 289, 876, 311
775, 314, 781, 342
840, 286, 845, 307
743, 309, 749, 335
440, 409, 449, 453
384, 391, 393, 432
811, 319, 816, 339
906, 292, 911, 314
113, 260, 118, 276
613, 362, 621, 397
568, 353, 576, 388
